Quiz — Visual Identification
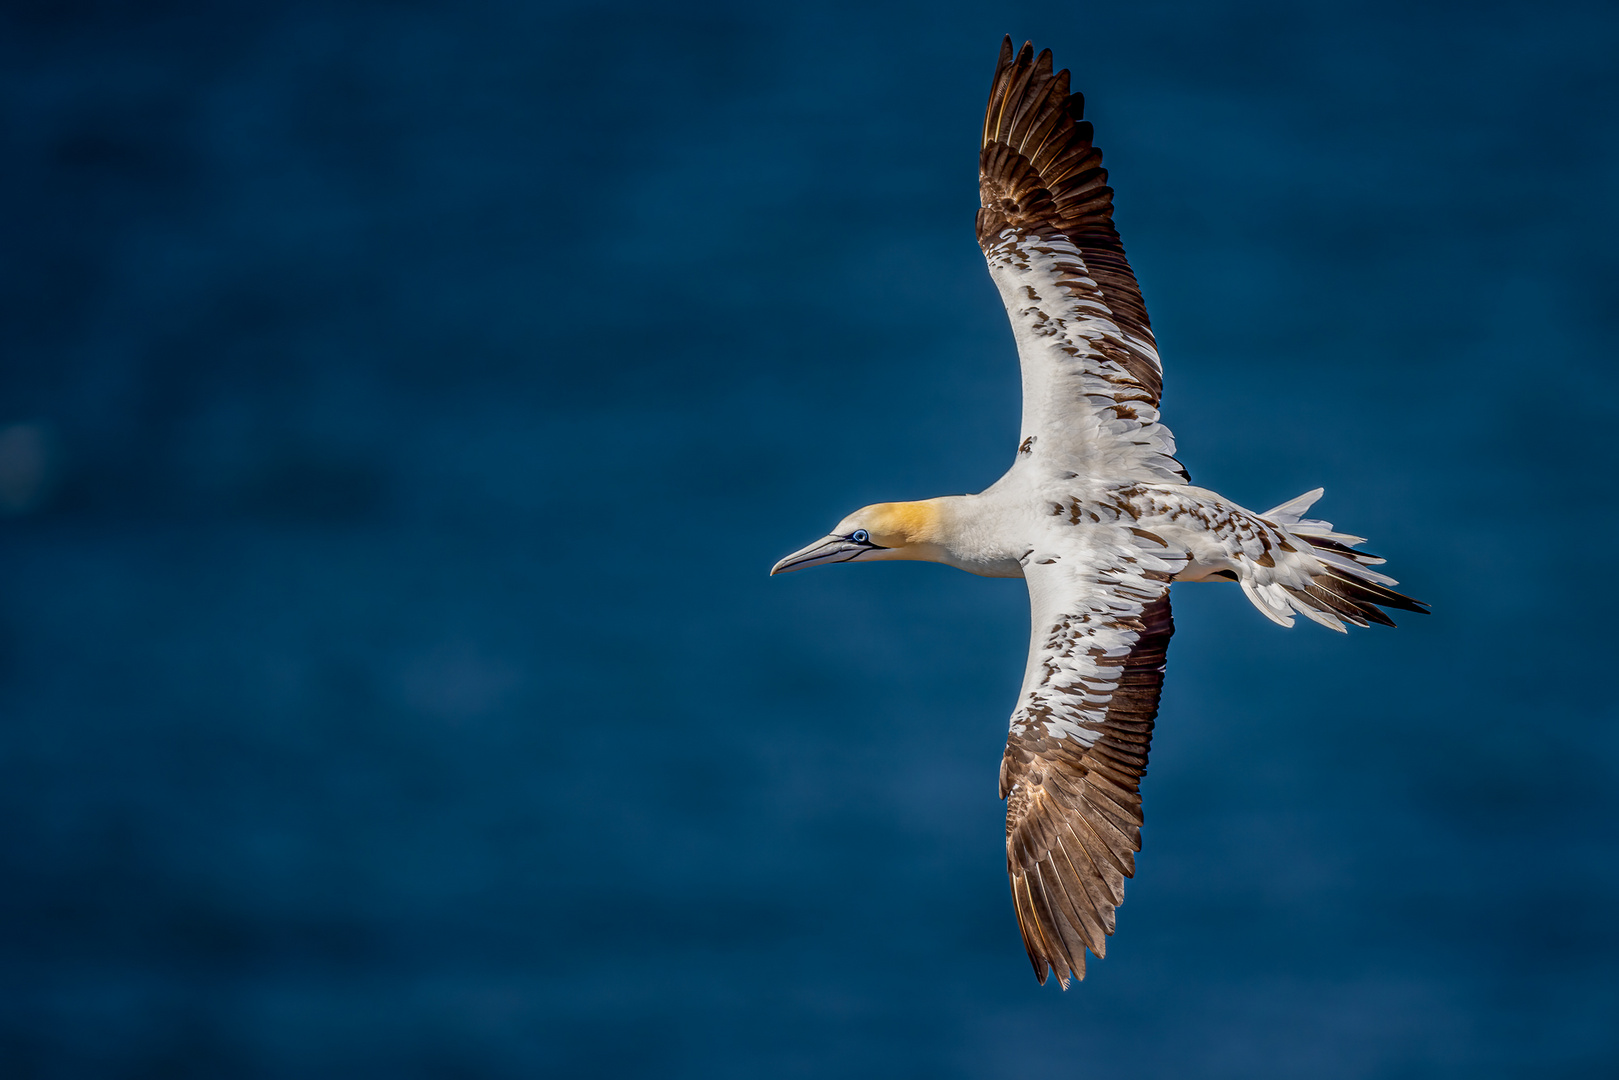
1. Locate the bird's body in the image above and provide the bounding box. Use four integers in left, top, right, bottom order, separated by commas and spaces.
772, 38, 1425, 988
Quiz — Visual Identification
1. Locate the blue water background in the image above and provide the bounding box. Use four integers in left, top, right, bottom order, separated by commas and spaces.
3, 1, 1616, 1075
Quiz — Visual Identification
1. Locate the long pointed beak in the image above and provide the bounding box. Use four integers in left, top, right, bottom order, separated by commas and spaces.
769, 535, 871, 576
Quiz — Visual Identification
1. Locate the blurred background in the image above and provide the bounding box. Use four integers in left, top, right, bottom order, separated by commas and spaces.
2, 0, 1616, 1076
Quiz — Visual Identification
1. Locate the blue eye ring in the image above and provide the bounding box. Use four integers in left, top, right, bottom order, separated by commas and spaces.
851, 529, 870, 543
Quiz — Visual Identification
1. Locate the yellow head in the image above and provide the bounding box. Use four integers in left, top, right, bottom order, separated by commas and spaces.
769, 500, 948, 575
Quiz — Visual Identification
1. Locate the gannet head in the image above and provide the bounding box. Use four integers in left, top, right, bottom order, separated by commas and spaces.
769, 500, 947, 575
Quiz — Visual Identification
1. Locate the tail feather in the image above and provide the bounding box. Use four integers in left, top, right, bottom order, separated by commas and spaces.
1302, 580, 1383, 628
1315, 567, 1428, 614
1163, 486, 1427, 631
1283, 585, 1362, 631
1303, 544, 1401, 587
1249, 489, 1428, 630
1300, 534, 1385, 563
1262, 488, 1324, 521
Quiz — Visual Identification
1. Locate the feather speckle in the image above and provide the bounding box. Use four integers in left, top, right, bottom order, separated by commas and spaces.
770, 37, 1426, 989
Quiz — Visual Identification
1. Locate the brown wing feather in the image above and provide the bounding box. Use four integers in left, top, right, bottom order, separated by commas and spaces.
977, 37, 1160, 404
1000, 593, 1174, 987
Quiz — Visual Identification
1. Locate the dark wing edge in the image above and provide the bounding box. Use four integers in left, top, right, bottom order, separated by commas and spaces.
1000, 592, 1174, 988
976, 37, 1161, 404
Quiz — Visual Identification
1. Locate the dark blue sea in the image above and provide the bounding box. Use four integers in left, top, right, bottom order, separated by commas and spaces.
3, 1, 1616, 1076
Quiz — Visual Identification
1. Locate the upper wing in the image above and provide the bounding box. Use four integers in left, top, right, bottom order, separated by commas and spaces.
978, 38, 1186, 484
1001, 539, 1184, 987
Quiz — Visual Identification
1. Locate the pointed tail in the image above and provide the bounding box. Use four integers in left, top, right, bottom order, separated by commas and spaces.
1254, 488, 1429, 631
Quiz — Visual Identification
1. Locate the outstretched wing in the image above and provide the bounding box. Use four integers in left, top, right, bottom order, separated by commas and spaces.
1002, 542, 1182, 987
979, 38, 1185, 484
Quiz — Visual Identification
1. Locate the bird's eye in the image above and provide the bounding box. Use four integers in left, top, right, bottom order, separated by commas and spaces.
851, 529, 870, 543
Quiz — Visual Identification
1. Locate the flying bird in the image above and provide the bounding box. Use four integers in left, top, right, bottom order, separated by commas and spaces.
770, 38, 1426, 988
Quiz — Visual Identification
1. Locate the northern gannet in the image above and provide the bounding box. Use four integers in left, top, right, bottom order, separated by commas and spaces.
770, 38, 1426, 988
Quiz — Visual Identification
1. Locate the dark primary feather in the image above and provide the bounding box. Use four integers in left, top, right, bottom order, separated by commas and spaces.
977, 36, 1159, 403
1001, 593, 1174, 988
